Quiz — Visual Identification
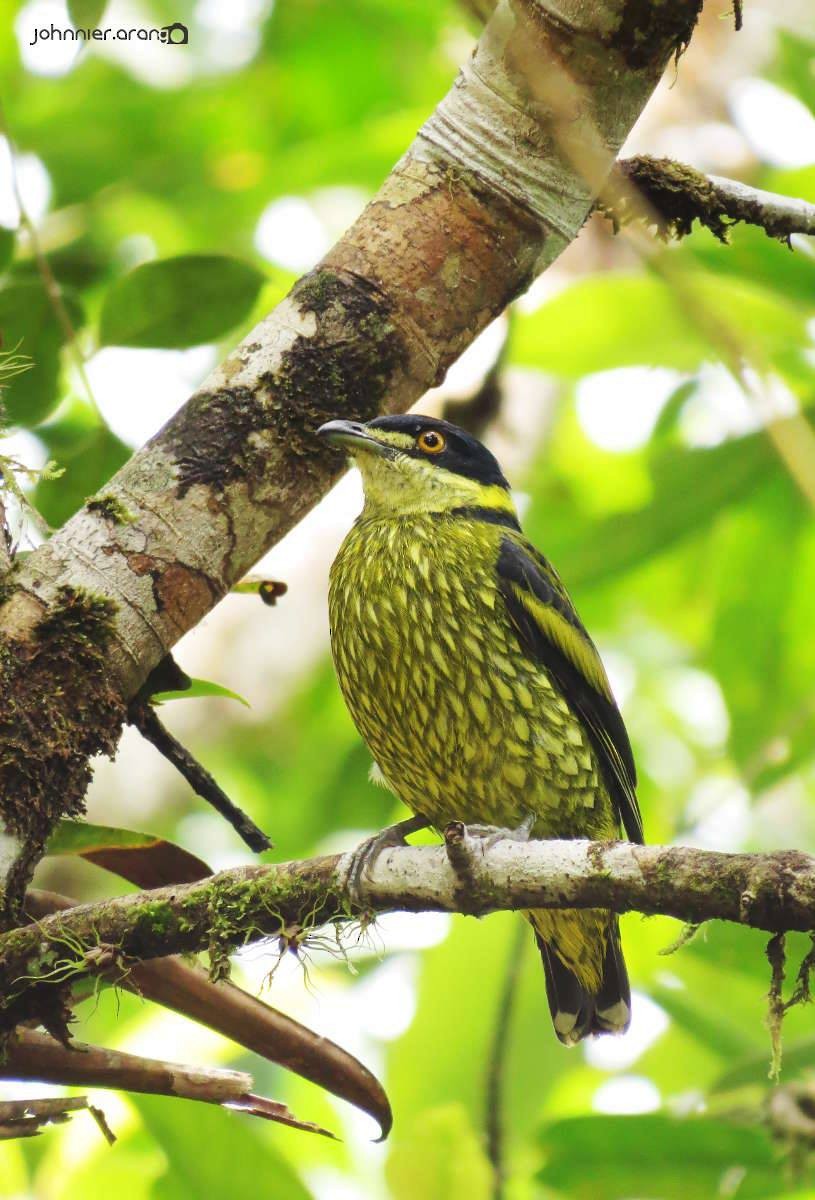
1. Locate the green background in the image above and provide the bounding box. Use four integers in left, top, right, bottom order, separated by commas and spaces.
2, 1, 815, 1196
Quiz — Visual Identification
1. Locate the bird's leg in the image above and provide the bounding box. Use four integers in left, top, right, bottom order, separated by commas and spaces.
344, 814, 430, 904
461, 811, 537, 850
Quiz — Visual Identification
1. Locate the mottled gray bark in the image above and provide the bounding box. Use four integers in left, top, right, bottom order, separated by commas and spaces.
0, 0, 705, 919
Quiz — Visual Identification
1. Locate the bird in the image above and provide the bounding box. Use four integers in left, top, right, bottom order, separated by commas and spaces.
317, 412, 641, 1044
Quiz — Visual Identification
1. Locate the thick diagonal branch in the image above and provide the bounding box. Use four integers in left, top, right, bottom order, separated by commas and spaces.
2, 838, 814, 1009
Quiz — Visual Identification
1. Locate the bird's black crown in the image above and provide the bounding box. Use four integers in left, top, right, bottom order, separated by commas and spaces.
367, 414, 510, 488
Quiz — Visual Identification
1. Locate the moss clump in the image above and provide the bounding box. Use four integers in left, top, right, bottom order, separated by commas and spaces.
165, 385, 271, 499
86, 494, 136, 525
600, 156, 732, 243
0, 586, 125, 915
196, 867, 346, 980
604, 153, 810, 247
611, 0, 704, 70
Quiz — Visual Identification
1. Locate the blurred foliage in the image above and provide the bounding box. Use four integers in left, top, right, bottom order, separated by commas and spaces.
2, 3, 815, 1200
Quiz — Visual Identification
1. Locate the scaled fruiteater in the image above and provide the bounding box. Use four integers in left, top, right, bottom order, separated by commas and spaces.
318, 414, 642, 1044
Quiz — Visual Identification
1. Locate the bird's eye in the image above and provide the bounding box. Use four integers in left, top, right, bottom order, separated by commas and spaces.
417, 430, 445, 454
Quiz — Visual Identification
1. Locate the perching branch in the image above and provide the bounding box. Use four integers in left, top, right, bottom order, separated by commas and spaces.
3, 834, 815, 1007
603, 155, 815, 243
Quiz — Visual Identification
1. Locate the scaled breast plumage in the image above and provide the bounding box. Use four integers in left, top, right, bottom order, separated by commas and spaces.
328, 512, 613, 838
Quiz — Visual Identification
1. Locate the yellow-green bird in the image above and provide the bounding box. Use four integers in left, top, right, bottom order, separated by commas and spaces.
318, 413, 641, 1044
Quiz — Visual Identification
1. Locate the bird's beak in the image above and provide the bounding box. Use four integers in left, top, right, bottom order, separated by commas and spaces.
317, 419, 390, 457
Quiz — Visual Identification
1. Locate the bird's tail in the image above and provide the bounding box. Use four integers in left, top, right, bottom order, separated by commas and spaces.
527, 908, 631, 1045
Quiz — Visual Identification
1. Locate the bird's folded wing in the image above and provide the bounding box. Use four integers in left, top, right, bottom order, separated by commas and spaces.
496, 537, 643, 844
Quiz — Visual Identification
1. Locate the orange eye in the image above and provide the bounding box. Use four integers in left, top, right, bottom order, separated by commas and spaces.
417, 430, 446, 454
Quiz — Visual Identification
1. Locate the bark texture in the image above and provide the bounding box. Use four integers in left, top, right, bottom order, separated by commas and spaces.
0, 0, 706, 918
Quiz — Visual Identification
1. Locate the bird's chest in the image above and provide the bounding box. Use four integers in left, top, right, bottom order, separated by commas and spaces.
329, 519, 567, 823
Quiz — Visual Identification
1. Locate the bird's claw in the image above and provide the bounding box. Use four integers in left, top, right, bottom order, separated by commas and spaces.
345, 815, 429, 905
459, 811, 537, 851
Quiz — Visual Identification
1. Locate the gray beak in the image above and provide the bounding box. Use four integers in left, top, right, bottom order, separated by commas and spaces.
316, 419, 390, 456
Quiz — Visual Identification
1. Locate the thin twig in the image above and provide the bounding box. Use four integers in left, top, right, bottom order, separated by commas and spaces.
597, 155, 815, 510
485, 919, 526, 1200
0, 495, 11, 576
128, 700, 272, 853
603, 156, 815, 244
3, 1028, 254, 1101
766, 933, 786, 1081
0, 1095, 115, 1143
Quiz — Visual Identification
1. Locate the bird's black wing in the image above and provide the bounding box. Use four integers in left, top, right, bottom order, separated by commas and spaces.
496, 537, 643, 844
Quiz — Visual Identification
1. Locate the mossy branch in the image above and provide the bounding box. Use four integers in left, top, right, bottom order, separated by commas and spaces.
601, 155, 815, 243
3, 834, 815, 1009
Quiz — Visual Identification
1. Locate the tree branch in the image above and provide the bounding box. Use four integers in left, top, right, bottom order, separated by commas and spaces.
3, 836, 815, 1008
24, 888, 392, 1137
0, 0, 708, 918
3, 1028, 255, 1104
603, 155, 815, 243
0, 1094, 115, 1143
0, 1029, 336, 1139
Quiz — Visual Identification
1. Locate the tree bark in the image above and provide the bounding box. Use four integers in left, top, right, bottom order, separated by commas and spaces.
0, 0, 705, 920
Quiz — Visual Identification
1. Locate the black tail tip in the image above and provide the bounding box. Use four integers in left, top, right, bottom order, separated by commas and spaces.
537, 929, 631, 1046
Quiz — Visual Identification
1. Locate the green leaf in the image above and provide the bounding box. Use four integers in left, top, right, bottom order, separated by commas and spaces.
133, 1096, 315, 1200
687, 219, 815, 312
67, 0, 108, 27
33, 400, 130, 527
386, 1105, 492, 1200
46, 818, 211, 887
99, 255, 265, 348
0, 278, 83, 427
706, 484, 805, 763
537, 1114, 779, 1199
526, 426, 785, 592
512, 270, 807, 378
713, 1035, 815, 1094
649, 983, 756, 1061
0, 226, 14, 273
771, 31, 815, 115
151, 676, 251, 708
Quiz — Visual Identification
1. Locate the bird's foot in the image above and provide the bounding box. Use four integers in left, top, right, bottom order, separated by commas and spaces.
458, 811, 537, 851
344, 814, 430, 905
